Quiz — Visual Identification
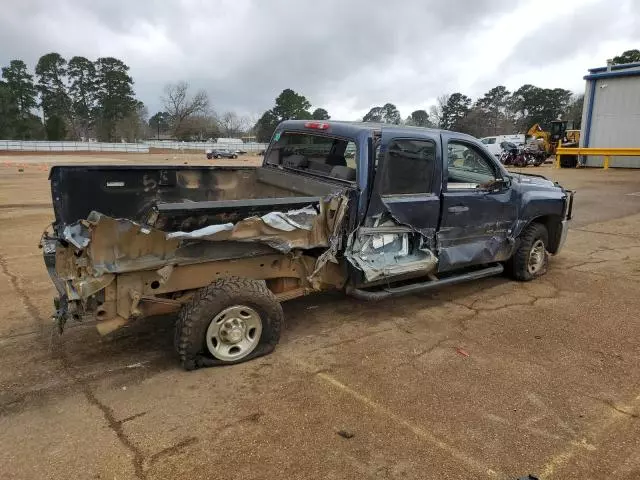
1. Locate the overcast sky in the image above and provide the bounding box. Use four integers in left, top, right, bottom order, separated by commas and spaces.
1, 0, 639, 120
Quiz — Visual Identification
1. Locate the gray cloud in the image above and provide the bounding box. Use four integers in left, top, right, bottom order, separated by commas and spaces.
1, 0, 638, 119
500, 0, 640, 71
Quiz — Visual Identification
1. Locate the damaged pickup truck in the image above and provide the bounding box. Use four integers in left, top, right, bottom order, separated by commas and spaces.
41, 121, 574, 369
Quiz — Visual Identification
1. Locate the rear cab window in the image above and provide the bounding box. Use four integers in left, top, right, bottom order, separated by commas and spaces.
378, 139, 437, 195
265, 131, 357, 182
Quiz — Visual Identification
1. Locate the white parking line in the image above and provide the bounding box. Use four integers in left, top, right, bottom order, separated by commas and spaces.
316, 371, 502, 479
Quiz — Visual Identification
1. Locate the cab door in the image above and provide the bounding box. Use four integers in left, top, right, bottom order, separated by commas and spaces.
346, 129, 442, 285
438, 133, 518, 272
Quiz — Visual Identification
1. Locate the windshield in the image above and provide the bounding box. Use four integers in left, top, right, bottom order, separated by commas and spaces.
265, 131, 357, 182
550, 122, 566, 135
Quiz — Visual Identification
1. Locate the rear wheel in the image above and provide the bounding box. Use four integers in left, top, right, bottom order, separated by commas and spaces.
508, 223, 549, 281
175, 277, 283, 370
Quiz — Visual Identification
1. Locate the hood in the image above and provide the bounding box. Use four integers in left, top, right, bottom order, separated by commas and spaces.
509, 172, 557, 189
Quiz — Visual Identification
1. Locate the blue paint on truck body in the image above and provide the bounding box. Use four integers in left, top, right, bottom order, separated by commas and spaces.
269, 120, 572, 276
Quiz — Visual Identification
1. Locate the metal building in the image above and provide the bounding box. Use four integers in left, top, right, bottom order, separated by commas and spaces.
580, 61, 640, 168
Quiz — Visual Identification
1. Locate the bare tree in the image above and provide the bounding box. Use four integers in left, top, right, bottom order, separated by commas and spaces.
428, 94, 449, 128
115, 101, 150, 142
219, 111, 249, 137
162, 81, 209, 137
171, 114, 220, 141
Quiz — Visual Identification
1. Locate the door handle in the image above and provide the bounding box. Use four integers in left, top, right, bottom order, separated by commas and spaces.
448, 205, 469, 214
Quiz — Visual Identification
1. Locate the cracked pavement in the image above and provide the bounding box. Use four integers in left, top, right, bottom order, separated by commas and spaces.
1, 158, 639, 479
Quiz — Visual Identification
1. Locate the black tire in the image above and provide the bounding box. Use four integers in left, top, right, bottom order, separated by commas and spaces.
206, 153, 212, 159
559, 154, 578, 168
215, 154, 221, 159
175, 277, 283, 370
508, 223, 549, 281
232, 154, 237, 159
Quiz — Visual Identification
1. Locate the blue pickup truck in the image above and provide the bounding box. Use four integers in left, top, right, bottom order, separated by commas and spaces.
42, 120, 574, 369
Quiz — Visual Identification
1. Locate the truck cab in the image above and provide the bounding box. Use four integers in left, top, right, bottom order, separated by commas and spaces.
268, 121, 572, 291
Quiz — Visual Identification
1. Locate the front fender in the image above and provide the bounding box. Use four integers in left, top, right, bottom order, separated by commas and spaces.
521, 190, 565, 220
512, 190, 568, 254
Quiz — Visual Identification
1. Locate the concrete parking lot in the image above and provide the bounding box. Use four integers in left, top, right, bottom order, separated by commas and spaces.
0, 155, 639, 480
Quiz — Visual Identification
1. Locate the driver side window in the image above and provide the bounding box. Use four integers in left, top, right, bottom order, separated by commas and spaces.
447, 142, 497, 190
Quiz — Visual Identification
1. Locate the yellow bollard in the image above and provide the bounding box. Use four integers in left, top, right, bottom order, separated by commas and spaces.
555, 140, 562, 168
603, 156, 610, 169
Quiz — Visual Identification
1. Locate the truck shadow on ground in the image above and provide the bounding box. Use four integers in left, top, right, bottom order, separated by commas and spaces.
44, 314, 179, 385
280, 275, 512, 336
46, 275, 513, 380
1, 274, 517, 416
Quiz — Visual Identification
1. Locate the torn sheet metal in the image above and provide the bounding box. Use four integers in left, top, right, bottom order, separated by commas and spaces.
168, 206, 318, 239
57, 194, 348, 277
346, 220, 438, 282
72, 274, 115, 299
164, 204, 326, 253
62, 223, 91, 249
83, 212, 180, 275
167, 223, 234, 239
64, 273, 114, 302
308, 194, 350, 286
262, 206, 317, 231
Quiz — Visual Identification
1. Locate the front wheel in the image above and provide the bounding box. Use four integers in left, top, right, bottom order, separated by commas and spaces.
215, 154, 221, 159
508, 223, 549, 281
175, 277, 283, 370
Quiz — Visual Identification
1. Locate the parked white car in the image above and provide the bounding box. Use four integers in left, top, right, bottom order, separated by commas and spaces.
480, 134, 525, 157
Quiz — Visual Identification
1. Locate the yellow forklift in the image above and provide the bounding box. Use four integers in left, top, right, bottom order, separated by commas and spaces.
527, 120, 580, 155
527, 120, 581, 167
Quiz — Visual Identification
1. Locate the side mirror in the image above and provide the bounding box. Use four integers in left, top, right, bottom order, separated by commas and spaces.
495, 177, 511, 190
480, 177, 510, 192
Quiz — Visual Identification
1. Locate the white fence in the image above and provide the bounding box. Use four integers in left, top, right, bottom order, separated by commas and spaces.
0, 140, 269, 153
0, 140, 148, 153
145, 140, 268, 152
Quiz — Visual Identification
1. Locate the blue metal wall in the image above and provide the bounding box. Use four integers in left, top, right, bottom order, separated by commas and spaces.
581, 66, 640, 168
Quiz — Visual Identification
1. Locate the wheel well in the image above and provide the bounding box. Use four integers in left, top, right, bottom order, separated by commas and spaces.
528, 215, 563, 253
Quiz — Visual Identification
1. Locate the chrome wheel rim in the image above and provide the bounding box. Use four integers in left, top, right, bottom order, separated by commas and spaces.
527, 239, 546, 275
205, 305, 262, 361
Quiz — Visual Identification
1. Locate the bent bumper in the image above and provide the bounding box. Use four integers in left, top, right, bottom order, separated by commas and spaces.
565, 189, 575, 220
556, 219, 569, 254
555, 189, 574, 254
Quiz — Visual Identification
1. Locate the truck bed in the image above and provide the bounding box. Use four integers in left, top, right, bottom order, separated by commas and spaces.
49, 164, 345, 232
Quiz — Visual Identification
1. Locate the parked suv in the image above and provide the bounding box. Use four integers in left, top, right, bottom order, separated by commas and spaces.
206, 149, 238, 159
